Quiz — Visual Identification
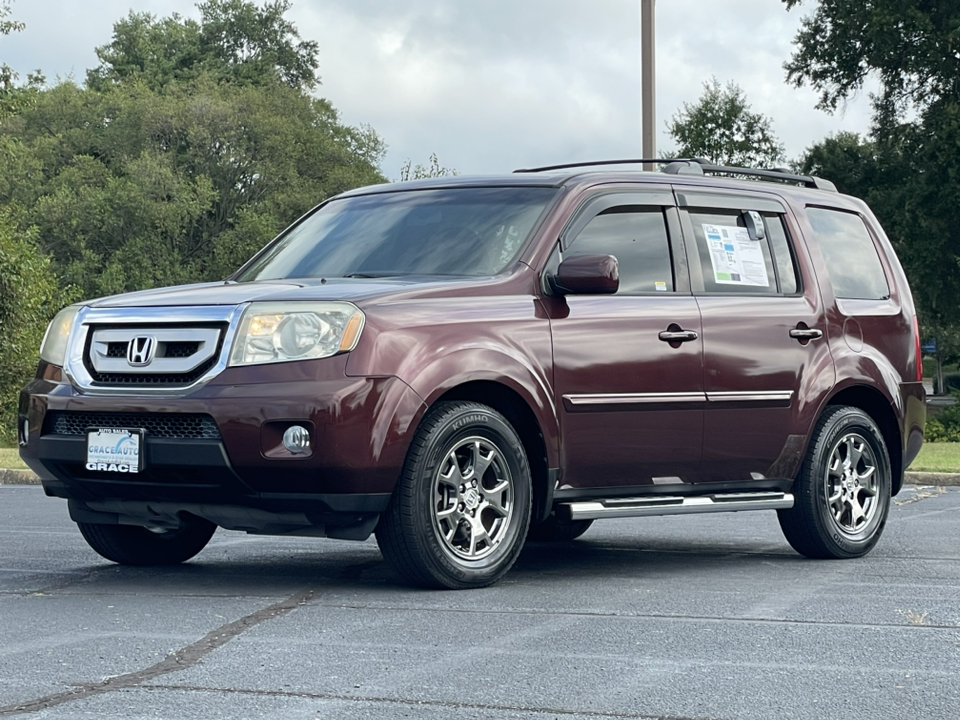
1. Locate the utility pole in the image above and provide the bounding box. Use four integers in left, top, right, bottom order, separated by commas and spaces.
641, 0, 656, 170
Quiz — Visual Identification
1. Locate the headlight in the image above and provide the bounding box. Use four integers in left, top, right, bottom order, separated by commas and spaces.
40, 305, 81, 366
229, 302, 365, 366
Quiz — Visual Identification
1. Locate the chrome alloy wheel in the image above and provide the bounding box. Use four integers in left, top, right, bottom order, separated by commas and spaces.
824, 432, 879, 537
432, 436, 514, 561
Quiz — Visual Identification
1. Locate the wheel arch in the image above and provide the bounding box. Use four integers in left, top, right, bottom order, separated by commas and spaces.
432, 380, 555, 524
826, 385, 904, 495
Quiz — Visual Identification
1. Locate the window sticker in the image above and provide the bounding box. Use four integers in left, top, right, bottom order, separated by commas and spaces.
654, 281, 667, 292
701, 224, 769, 287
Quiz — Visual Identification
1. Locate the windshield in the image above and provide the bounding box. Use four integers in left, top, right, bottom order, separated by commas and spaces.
236, 187, 559, 281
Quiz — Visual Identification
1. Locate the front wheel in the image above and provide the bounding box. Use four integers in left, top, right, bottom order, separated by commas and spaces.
778, 406, 891, 559
77, 516, 216, 566
376, 401, 532, 589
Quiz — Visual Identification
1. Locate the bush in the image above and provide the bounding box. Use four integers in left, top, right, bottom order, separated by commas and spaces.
943, 372, 960, 394
925, 396, 960, 442
0, 212, 72, 444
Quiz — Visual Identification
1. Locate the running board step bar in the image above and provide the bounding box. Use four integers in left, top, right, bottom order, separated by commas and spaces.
561, 491, 794, 521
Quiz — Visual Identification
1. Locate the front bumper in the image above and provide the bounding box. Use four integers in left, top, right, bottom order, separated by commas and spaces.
18, 356, 425, 536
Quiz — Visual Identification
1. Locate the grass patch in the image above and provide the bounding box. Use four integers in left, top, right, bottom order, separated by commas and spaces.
908, 442, 960, 473
0, 447, 27, 470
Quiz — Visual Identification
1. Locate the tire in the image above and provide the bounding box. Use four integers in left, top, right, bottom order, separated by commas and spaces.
376, 401, 532, 589
528, 513, 593, 542
778, 405, 892, 559
77, 516, 216, 566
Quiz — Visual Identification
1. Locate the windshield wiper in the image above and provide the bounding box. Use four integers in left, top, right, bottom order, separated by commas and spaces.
342, 272, 406, 278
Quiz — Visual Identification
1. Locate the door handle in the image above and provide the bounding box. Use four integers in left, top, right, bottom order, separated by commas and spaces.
789, 328, 823, 340
658, 330, 699, 343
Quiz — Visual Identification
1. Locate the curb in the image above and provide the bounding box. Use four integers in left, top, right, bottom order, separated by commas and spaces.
1, 468, 959, 487
904, 471, 960, 487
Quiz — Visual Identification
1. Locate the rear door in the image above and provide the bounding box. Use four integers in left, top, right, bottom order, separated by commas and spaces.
677, 189, 835, 483
547, 187, 705, 491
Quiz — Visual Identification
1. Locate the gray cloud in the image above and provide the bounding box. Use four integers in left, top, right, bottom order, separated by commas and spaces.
1, 0, 874, 178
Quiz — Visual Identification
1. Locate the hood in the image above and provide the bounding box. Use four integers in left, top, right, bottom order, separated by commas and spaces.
86, 277, 471, 309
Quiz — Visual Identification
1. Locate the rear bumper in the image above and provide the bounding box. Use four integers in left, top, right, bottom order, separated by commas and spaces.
900, 381, 926, 471
18, 357, 425, 534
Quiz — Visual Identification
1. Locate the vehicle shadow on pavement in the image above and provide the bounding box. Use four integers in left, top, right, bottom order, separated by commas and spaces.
52, 531, 807, 596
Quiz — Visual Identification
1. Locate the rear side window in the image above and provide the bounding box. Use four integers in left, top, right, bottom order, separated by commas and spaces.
806, 208, 890, 300
565, 208, 674, 294
688, 211, 778, 295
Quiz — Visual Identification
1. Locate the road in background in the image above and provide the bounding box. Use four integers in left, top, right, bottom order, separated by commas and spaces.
1, 485, 958, 720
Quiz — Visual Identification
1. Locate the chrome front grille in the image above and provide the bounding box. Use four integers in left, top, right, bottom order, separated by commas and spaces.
87, 326, 223, 378
64, 305, 246, 397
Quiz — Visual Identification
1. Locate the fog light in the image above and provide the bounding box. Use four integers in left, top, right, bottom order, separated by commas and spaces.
282, 425, 311, 455
19, 419, 29, 447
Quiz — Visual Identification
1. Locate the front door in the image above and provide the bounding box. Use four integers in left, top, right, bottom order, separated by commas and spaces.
547, 188, 705, 492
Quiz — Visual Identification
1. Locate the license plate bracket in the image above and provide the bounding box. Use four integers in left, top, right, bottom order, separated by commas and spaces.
85, 428, 145, 473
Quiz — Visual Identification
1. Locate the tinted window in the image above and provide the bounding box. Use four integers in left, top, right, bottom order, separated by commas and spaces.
565, 208, 674, 294
237, 187, 558, 281
806, 208, 890, 300
689, 211, 778, 295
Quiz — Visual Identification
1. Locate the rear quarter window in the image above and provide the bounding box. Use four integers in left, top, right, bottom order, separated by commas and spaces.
806, 208, 890, 300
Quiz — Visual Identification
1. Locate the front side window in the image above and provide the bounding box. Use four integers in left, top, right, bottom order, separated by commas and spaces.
806, 207, 890, 300
236, 187, 559, 281
564, 208, 674, 294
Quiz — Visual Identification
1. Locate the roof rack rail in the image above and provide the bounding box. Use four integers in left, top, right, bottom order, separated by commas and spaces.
513, 158, 837, 192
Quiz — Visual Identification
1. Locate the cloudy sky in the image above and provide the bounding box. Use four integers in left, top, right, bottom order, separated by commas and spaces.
1, 0, 875, 178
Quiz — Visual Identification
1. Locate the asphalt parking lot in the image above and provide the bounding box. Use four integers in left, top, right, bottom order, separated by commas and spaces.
1, 484, 958, 720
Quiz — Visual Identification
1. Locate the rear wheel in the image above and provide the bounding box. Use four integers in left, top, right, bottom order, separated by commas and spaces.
778, 406, 891, 559
376, 401, 532, 589
77, 516, 216, 566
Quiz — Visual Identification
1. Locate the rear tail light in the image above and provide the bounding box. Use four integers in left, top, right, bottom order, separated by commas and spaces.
914, 316, 922, 382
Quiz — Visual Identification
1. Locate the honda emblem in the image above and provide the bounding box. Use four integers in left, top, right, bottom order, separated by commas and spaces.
127, 336, 157, 366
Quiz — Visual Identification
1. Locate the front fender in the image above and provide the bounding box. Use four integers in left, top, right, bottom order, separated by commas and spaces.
346, 298, 559, 467
405, 348, 560, 466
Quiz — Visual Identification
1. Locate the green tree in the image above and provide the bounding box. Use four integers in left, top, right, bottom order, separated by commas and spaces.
666, 78, 786, 167
0, 214, 73, 444
87, 0, 319, 92
785, 1, 960, 354
0, 77, 385, 299
0, 1, 386, 301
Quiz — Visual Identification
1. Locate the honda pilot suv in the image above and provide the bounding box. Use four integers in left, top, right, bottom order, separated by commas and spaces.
18, 159, 927, 589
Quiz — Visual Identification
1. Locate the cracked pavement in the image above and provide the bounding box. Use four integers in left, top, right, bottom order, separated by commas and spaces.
1, 484, 958, 720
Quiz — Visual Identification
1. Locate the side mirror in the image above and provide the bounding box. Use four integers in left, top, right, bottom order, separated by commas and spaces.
552, 254, 619, 295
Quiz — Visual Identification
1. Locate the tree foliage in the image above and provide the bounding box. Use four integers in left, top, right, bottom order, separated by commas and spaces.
87, 0, 319, 92
0, 77, 385, 300
787, 1, 960, 341
0, 0, 22, 36
783, 0, 960, 122
398, 153, 457, 182
0, 0, 42, 120
0, 213, 74, 444
0, 1, 386, 303
666, 78, 786, 168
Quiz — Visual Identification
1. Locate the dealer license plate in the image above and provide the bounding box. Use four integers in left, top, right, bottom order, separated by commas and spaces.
86, 428, 144, 473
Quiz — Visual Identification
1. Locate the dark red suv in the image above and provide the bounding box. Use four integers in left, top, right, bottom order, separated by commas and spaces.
18, 159, 926, 588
